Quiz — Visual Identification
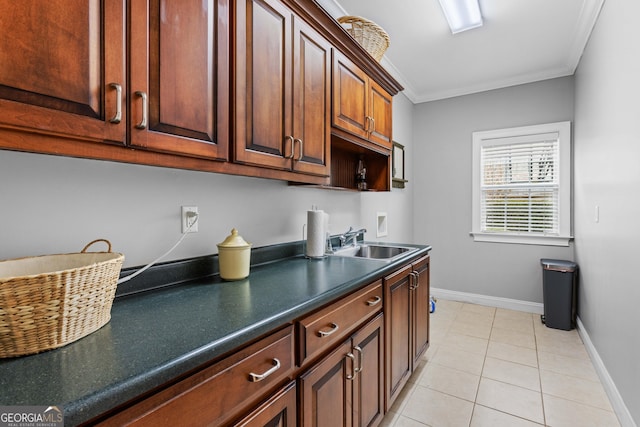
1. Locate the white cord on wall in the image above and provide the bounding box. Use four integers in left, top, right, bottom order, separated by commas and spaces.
117, 212, 199, 285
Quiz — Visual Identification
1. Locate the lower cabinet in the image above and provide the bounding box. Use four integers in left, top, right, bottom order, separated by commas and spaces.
92, 254, 429, 427
384, 255, 430, 410
232, 381, 297, 427
299, 313, 384, 427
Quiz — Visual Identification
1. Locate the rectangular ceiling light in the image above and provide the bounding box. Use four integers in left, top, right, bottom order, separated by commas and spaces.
438, 0, 483, 34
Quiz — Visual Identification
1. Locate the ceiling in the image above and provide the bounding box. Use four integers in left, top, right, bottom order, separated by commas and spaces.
317, 0, 605, 103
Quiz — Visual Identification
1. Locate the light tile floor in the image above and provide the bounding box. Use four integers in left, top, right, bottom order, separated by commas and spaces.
381, 299, 620, 427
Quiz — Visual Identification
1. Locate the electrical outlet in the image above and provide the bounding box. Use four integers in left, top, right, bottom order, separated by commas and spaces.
182, 206, 199, 233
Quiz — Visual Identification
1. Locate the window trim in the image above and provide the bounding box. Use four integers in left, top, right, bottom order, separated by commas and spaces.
471, 121, 573, 246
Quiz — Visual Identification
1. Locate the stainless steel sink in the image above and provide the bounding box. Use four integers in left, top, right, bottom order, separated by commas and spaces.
329, 244, 416, 260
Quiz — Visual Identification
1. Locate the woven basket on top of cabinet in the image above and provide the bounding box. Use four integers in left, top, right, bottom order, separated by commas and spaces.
337, 15, 390, 61
0, 239, 124, 358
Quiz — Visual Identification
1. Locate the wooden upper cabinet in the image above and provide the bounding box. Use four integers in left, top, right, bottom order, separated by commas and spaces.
332, 50, 393, 150
368, 80, 393, 148
235, 0, 330, 177
128, 0, 229, 160
0, 0, 126, 145
332, 51, 369, 141
291, 18, 332, 176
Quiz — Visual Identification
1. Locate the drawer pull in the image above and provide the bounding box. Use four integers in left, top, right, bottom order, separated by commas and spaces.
248, 358, 281, 382
366, 296, 382, 306
317, 322, 339, 338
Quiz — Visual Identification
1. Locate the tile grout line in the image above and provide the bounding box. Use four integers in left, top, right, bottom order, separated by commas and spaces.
534, 311, 549, 426
468, 305, 495, 427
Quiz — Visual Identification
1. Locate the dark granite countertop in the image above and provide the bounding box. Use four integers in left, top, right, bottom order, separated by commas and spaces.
0, 241, 430, 426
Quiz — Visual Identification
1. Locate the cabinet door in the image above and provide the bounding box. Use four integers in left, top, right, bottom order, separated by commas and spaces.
383, 265, 412, 410
235, 0, 292, 170
352, 314, 384, 427
332, 50, 369, 140
129, 0, 229, 160
233, 381, 297, 427
412, 256, 430, 367
0, 0, 126, 145
291, 18, 331, 176
299, 340, 353, 427
368, 80, 393, 149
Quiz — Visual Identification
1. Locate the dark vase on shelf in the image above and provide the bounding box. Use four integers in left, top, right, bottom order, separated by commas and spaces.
356, 157, 367, 191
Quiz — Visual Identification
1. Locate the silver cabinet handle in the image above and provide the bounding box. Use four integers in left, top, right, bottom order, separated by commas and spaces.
409, 272, 417, 290
413, 270, 420, 288
317, 322, 339, 337
134, 91, 148, 129
354, 346, 363, 374
248, 358, 280, 382
364, 116, 371, 133
294, 138, 303, 161
109, 83, 122, 124
345, 352, 357, 380
370, 117, 375, 134
366, 296, 382, 306
285, 135, 295, 159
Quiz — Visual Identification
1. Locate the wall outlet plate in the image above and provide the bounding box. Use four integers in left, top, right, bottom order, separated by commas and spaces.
182, 206, 199, 233
376, 212, 388, 237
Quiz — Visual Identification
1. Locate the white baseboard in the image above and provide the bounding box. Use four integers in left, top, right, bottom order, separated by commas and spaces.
576, 317, 637, 427
430, 287, 544, 314
430, 287, 636, 427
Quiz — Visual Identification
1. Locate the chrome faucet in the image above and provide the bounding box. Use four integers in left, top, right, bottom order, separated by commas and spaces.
339, 227, 366, 247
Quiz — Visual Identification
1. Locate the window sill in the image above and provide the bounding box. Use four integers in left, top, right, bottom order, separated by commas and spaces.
470, 232, 573, 247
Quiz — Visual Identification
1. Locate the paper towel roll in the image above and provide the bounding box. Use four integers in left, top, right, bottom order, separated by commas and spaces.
306, 209, 327, 258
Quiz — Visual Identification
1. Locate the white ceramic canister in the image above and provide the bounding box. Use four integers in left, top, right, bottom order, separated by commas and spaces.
217, 228, 252, 280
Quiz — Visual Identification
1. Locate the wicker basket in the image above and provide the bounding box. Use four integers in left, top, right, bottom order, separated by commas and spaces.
338, 15, 390, 61
0, 239, 124, 358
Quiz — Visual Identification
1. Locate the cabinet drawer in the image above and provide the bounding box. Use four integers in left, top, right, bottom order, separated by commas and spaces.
98, 326, 294, 427
297, 280, 382, 366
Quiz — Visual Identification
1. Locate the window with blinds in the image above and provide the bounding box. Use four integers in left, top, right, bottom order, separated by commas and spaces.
472, 122, 572, 246
481, 134, 559, 234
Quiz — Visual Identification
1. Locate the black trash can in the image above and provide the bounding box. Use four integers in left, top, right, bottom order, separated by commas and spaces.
541, 259, 578, 330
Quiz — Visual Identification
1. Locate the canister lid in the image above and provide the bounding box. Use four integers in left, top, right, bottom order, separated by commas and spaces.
217, 228, 251, 248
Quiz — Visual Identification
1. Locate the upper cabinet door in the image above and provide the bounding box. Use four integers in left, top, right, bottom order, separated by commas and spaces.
234, 0, 293, 170
129, 0, 229, 160
291, 18, 331, 176
332, 50, 393, 151
368, 79, 393, 148
332, 50, 369, 140
235, 0, 330, 177
0, 0, 126, 145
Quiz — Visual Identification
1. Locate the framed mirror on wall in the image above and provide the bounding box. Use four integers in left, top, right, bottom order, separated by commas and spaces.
392, 141, 408, 188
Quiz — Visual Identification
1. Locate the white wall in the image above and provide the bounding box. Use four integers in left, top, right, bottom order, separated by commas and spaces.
413, 77, 575, 303
573, 0, 640, 422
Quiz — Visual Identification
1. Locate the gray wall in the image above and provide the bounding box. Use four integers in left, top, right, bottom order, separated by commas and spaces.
0, 97, 414, 267
574, 0, 640, 422
361, 91, 415, 243
412, 77, 575, 303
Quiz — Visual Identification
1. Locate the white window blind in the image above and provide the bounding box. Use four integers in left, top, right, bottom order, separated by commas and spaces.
481, 134, 559, 234
471, 122, 572, 246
